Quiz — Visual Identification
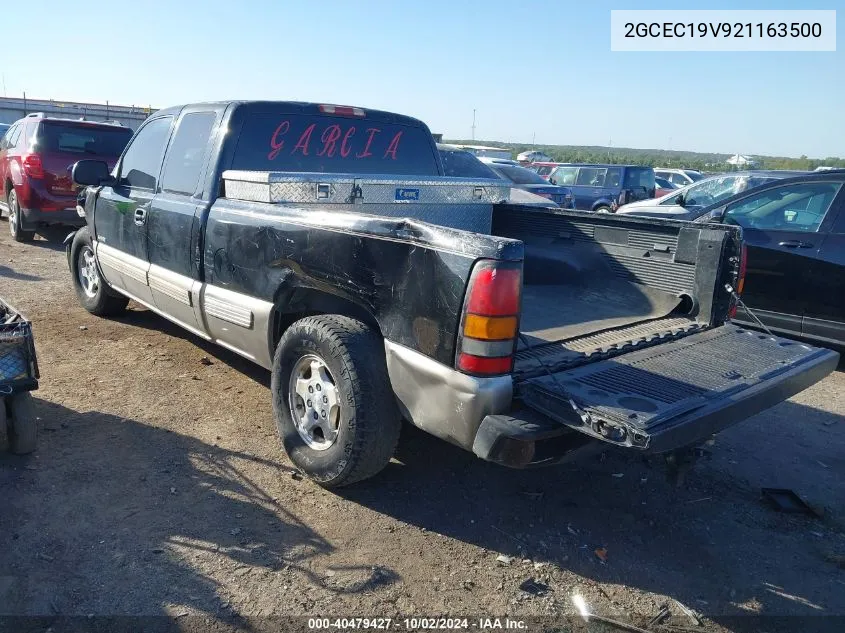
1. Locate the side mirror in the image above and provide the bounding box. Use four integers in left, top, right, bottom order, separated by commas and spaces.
72, 160, 113, 187
675, 194, 686, 207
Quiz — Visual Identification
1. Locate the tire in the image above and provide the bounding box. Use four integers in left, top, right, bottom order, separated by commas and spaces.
271, 315, 401, 488
69, 226, 129, 316
6, 392, 37, 454
7, 189, 35, 243
594, 205, 612, 214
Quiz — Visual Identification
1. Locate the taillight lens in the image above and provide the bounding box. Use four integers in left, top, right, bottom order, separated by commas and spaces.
457, 260, 522, 376
22, 154, 44, 179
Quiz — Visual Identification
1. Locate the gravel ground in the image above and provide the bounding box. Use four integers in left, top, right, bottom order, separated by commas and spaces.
1, 228, 844, 632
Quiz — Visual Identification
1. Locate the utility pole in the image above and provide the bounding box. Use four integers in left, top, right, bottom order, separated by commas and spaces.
471, 109, 476, 141
532, 132, 536, 150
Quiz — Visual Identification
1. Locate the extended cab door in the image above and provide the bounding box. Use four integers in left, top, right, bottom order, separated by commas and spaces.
146, 107, 222, 337
723, 179, 844, 338
801, 193, 845, 346
93, 115, 174, 305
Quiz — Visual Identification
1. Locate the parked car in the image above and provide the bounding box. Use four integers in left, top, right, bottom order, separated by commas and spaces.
654, 176, 679, 198
527, 161, 565, 180
478, 156, 520, 167
0, 114, 133, 241
548, 164, 655, 212
479, 160, 575, 208
690, 172, 845, 349
66, 100, 837, 488
438, 145, 561, 208
616, 171, 808, 220
655, 168, 704, 187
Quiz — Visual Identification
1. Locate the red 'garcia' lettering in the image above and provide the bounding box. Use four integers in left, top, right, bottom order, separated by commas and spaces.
265, 121, 402, 162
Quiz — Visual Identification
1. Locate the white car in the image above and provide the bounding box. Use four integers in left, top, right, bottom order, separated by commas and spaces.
654, 168, 704, 187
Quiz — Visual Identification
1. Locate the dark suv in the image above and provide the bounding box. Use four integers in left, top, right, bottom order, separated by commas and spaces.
0, 114, 133, 241
548, 164, 656, 212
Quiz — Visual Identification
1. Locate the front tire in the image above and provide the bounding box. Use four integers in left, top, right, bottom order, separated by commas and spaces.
5, 393, 37, 454
7, 190, 35, 243
271, 315, 401, 488
69, 226, 129, 316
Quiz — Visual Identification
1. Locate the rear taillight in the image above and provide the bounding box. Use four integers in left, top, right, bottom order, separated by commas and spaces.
728, 243, 748, 319
457, 261, 522, 376
22, 154, 44, 179
319, 104, 365, 117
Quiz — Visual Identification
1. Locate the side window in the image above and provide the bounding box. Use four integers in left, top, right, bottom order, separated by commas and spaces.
0, 125, 14, 150
118, 117, 173, 190
576, 167, 605, 187
605, 167, 622, 188
550, 167, 578, 186
160, 112, 217, 196
669, 173, 687, 186
5, 124, 21, 149
724, 182, 843, 233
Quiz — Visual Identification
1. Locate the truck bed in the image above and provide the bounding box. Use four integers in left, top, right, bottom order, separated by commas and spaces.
490, 205, 738, 378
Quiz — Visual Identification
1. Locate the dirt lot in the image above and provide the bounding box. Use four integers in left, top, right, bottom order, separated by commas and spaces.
1, 228, 844, 632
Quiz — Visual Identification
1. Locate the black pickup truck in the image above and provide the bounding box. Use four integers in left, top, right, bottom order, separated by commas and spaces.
66, 101, 839, 487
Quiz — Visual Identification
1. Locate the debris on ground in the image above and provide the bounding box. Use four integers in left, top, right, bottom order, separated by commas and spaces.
78, 325, 87, 331
675, 598, 702, 626
761, 488, 820, 516
518, 578, 550, 596
594, 547, 608, 563
571, 594, 652, 633
496, 554, 513, 564
647, 603, 670, 627
200, 356, 214, 366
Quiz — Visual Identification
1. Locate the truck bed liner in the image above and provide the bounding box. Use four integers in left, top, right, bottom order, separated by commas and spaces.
522, 325, 836, 445
514, 316, 703, 379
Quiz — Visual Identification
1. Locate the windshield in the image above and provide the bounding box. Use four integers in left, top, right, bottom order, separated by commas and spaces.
232, 112, 440, 175
439, 150, 498, 179
490, 164, 549, 185
680, 174, 779, 208
37, 122, 133, 157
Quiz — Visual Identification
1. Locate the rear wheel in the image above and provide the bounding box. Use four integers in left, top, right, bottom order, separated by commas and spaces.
5, 392, 37, 454
271, 315, 401, 487
594, 205, 612, 214
7, 190, 35, 242
69, 226, 129, 316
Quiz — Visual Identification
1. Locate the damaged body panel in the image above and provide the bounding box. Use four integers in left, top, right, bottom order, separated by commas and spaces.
68, 100, 839, 482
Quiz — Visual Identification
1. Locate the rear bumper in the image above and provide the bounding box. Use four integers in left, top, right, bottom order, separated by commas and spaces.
20, 206, 85, 230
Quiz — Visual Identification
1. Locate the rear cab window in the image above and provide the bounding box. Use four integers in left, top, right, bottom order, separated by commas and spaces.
231, 109, 440, 176
36, 121, 133, 157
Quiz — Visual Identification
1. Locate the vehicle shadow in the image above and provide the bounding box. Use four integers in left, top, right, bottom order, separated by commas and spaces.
341, 398, 845, 626
0, 399, 397, 622
116, 306, 271, 389
0, 264, 42, 282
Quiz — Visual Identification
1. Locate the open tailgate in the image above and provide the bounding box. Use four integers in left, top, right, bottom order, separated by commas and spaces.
519, 325, 839, 453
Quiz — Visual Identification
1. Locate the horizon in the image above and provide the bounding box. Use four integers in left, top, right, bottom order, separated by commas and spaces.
2, 0, 842, 158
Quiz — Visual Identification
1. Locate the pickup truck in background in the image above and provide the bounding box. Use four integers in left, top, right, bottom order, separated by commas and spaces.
66, 101, 839, 487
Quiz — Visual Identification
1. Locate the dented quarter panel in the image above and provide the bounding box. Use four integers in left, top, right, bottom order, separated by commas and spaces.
203, 197, 522, 365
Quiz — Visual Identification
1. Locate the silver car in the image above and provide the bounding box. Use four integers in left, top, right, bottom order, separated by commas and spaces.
616, 171, 808, 220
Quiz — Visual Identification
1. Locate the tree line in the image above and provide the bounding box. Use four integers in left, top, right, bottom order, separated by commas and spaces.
446, 140, 845, 173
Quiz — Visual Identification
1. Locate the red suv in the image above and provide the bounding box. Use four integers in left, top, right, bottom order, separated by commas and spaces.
0, 114, 133, 242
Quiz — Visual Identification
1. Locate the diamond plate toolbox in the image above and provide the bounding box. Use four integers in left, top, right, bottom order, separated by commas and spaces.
221, 171, 510, 233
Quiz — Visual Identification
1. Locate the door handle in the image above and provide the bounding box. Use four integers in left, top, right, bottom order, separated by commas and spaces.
134, 207, 147, 226
777, 240, 813, 248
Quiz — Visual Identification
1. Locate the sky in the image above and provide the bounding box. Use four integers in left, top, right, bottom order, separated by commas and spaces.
2, 0, 842, 158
